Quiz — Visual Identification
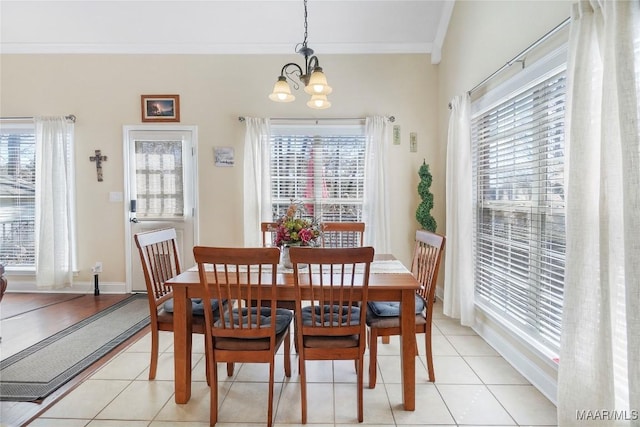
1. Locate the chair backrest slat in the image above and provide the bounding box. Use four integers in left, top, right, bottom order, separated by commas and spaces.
320, 222, 365, 248
290, 247, 374, 337
193, 246, 280, 340
261, 222, 279, 247
135, 228, 181, 304
411, 230, 446, 309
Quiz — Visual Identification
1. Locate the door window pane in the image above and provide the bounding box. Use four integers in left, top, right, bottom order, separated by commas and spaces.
134, 140, 184, 218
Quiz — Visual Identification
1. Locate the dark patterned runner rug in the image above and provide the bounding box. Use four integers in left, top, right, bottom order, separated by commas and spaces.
0, 294, 150, 401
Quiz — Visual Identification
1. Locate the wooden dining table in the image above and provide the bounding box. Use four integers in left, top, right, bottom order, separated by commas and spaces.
165, 254, 420, 411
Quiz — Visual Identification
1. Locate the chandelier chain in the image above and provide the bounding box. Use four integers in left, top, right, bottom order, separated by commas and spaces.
303, 0, 308, 47
269, 0, 332, 109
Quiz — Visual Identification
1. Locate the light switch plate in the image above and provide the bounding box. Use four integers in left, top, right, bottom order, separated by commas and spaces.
393, 125, 401, 145
410, 132, 417, 152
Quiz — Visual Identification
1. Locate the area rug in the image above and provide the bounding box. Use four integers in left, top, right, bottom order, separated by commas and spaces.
0, 294, 150, 401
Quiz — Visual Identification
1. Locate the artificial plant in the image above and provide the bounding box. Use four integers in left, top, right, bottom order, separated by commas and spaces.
415, 160, 437, 232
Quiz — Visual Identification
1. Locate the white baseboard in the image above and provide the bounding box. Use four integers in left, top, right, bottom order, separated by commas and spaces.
5, 280, 127, 294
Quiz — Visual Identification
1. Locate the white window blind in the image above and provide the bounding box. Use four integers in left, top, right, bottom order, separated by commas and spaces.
471, 59, 567, 353
0, 124, 36, 266
270, 125, 365, 221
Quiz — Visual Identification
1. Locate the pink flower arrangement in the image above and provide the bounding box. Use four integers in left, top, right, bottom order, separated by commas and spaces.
274, 202, 321, 247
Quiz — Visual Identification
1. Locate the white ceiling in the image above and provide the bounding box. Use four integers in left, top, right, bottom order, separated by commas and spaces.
0, 0, 454, 63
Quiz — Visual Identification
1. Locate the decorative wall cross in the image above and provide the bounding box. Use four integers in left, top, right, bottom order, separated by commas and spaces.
89, 149, 107, 182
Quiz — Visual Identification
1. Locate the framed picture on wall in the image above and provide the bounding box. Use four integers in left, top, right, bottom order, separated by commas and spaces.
141, 94, 180, 122
214, 147, 235, 167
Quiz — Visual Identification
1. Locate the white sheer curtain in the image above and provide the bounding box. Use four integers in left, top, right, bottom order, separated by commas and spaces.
243, 118, 272, 247
362, 116, 391, 253
558, 1, 639, 425
35, 116, 76, 288
443, 94, 475, 326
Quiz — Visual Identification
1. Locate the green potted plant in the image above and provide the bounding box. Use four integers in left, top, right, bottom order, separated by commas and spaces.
415, 160, 437, 232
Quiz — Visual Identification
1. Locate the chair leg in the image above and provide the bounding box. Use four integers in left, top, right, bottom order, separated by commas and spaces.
357, 356, 364, 422
368, 328, 378, 389
210, 354, 219, 426
284, 329, 292, 377
204, 340, 211, 386
425, 332, 435, 382
227, 362, 234, 377
381, 336, 390, 344
296, 325, 304, 376
149, 326, 159, 380
299, 353, 307, 424
293, 316, 299, 353
267, 358, 276, 427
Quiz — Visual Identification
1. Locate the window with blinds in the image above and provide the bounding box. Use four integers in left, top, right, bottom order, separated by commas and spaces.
270, 125, 365, 221
0, 124, 36, 266
471, 60, 567, 354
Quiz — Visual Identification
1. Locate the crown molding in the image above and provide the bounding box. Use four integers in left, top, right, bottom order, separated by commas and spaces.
0, 42, 434, 55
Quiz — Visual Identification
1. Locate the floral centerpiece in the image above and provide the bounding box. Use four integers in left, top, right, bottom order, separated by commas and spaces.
274, 202, 321, 247
273, 202, 321, 268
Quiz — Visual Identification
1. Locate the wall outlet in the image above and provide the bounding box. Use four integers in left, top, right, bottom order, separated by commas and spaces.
109, 191, 123, 202
93, 262, 103, 274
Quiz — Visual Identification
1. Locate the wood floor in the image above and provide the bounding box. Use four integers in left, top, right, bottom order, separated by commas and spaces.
0, 293, 150, 427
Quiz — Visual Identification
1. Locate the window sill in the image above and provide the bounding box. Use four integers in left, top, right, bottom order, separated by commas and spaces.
3, 266, 36, 276
475, 301, 560, 368
473, 302, 559, 405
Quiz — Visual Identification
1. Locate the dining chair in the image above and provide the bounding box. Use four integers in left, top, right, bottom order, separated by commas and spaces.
365, 229, 445, 387
320, 222, 365, 247
260, 221, 279, 247
193, 246, 292, 427
134, 228, 224, 381
289, 246, 375, 423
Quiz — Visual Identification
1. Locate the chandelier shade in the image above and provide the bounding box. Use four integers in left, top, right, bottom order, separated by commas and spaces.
307, 94, 331, 109
269, 0, 333, 109
269, 76, 295, 102
304, 67, 332, 95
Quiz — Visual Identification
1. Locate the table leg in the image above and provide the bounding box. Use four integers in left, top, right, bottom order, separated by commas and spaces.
173, 285, 193, 404
400, 288, 416, 410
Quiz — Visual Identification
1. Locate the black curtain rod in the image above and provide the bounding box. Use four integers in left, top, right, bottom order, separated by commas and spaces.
238, 116, 395, 123
0, 114, 77, 122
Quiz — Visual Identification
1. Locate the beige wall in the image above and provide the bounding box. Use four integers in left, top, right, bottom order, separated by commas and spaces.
426, 0, 571, 296
1, 53, 439, 285
437, 0, 572, 168
1, 1, 574, 290
436, 1, 572, 402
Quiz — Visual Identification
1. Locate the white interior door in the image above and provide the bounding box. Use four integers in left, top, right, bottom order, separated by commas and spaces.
123, 125, 198, 292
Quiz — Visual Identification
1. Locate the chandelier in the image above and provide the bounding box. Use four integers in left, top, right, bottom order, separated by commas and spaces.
268, 0, 332, 109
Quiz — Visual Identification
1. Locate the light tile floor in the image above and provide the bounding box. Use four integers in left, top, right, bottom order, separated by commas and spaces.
31, 301, 557, 426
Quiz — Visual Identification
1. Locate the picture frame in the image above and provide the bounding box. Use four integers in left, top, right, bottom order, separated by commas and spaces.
214, 146, 235, 167
141, 94, 180, 122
